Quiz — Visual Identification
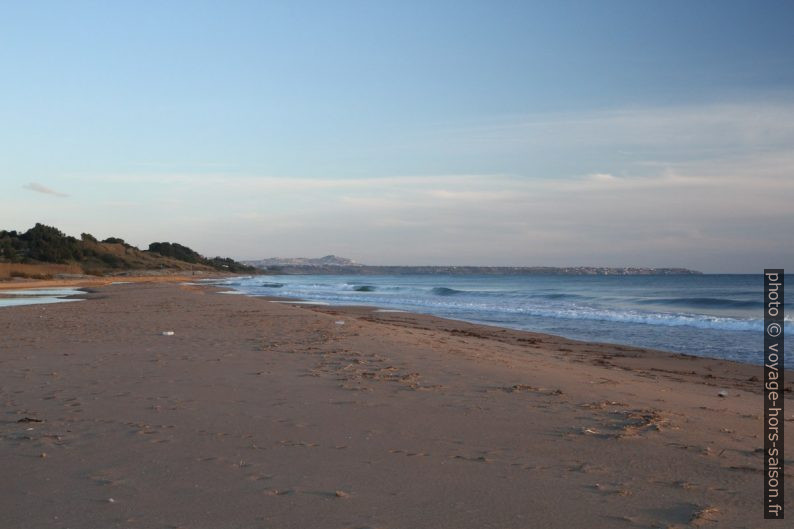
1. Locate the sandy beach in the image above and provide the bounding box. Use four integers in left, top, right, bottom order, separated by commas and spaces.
1, 281, 791, 528
0, 273, 224, 291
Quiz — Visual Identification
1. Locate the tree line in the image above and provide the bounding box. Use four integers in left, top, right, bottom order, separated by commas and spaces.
0, 223, 256, 273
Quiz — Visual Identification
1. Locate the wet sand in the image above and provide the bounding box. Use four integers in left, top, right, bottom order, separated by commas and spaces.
0, 281, 791, 528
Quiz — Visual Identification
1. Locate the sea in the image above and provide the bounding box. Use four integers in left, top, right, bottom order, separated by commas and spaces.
214, 274, 791, 368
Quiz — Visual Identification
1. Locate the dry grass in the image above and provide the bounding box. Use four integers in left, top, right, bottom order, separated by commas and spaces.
0, 263, 83, 280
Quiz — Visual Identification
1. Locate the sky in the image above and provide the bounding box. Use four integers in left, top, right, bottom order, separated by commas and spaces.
1, 1, 793, 272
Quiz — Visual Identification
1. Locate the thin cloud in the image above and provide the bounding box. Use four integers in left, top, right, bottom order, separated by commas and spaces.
586, 173, 619, 183
23, 182, 69, 197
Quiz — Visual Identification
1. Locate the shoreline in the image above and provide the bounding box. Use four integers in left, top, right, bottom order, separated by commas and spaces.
3, 277, 790, 377
4, 276, 789, 374
219, 283, 781, 372
1, 281, 791, 528
272, 296, 790, 394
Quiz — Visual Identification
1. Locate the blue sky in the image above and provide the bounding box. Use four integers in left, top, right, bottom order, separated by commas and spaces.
1, 1, 793, 271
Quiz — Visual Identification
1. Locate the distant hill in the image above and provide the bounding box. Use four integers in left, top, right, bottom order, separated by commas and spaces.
244, 255, 360, 268
246, 258, 701, 276
0, 223, 257, 278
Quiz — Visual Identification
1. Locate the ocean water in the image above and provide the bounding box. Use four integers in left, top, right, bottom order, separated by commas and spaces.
214, 274, 791, 368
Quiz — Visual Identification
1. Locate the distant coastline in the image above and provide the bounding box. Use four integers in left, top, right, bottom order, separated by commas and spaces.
243, 257, 701, 276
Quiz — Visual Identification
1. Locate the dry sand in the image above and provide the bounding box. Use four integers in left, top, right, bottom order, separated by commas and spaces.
0, 281, 791, 528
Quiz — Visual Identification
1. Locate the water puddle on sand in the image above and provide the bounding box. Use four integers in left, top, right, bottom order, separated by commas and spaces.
0, 288, 85, 308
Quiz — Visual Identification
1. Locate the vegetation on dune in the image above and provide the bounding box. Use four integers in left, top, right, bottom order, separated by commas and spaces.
0, 223, 256, 275
147, 242, 256, 273
147, 242, 203, 264
1, 224, 83, 264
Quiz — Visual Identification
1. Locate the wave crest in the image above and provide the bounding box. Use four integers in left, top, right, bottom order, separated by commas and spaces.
431, 287, 464, 296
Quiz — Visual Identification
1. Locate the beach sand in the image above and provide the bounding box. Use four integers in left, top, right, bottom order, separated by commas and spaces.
0, 281, 790, 528
0, 273, 221, 291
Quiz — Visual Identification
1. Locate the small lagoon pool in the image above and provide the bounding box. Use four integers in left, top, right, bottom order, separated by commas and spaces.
0, 288, 85, 308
